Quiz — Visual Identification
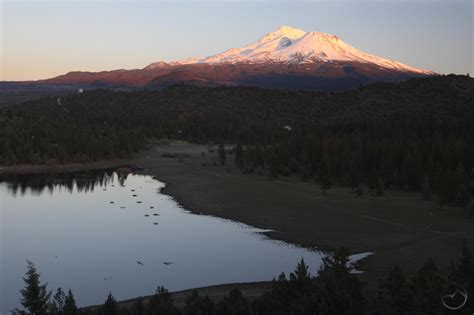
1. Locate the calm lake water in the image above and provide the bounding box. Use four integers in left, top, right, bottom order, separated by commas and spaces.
0, 171, 369, 313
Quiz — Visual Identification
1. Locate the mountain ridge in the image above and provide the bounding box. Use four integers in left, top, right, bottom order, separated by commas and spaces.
3, 26, 434, 92
145, 26, 432, 75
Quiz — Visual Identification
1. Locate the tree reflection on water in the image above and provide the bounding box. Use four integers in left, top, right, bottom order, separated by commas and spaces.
0, 169, 130, 196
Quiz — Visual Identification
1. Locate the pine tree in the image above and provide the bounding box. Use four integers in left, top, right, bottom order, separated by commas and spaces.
319, 154, 331, 195
369, 168, 379, 190
422, 174, 432, 200
101, 293, 118, 315
147, 286, 179, 315
315, 247, 366, 314
234, 144, 244, 169
412, 259, 446, 314
131, 297, 144, 315
63, 290, 78, 315
378, 266, 415, 313
268, 151, 281, 180
51, 288, 66, 315
452, 240, 474, 310
291, 258, 310, 281
349, 161, 360, 192
218, 143, 226, 166
19, 260, 51, 315
375, 177, 384, 196
450, 240, 474, 289
183, 291, 214, 315
455, 162, 469, 205
216, 288, 251, 315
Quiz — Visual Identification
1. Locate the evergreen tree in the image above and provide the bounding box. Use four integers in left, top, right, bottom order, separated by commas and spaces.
289, 258, 311, 293
267, 151, 281, 180
101, 293, 118, 315
375, 177, 384, 196
355, 184, 364, 197
319, 154, 331, 195
234, 144, 244, 169
147, 286, 179, 315
437, 170, 449, 208
63, 290, 78, 315
349, 161, 360, 192
455, 162, 470, 205
292, 258, 310, 281
19, 260, 51, 315
183, 290, 214, 315
412, 259, 446, 314
218, 143, 226, 166
449, 240, 474, 310
378, 266, 415, 314
369, 168, 379, 190
422, 174, 432, 200
51, 288, 66, 315
215, 288, 251, 315
130, 297, 144, 315
11, 243, 474, 315
315, 247, 366, 314
0, 76, 472, 208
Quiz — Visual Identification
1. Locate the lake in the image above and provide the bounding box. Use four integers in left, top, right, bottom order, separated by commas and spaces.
0, 171, 369, 313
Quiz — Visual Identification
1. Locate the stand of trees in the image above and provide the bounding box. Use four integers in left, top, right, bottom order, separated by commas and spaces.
13, 242, 474, 314
1, 75, 473, 206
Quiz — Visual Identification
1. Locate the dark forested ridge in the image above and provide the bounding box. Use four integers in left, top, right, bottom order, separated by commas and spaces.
1, 75, 473, 205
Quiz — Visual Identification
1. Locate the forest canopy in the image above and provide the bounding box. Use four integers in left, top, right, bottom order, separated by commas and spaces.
1, 75, 473, 205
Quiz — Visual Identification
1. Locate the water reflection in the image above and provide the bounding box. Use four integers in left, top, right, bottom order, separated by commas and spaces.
0, 171, 369, 313
0, 170, 128, 196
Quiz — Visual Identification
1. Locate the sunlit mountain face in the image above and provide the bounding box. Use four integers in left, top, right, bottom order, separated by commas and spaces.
147, 25, 431, 74
5, 26, 434, 92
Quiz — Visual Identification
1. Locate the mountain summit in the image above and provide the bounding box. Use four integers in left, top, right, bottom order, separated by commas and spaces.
35, 26, 433, 91
146, 26, 431, 75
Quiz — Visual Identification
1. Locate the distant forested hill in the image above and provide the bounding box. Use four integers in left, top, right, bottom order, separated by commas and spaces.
1, 75, 473, 205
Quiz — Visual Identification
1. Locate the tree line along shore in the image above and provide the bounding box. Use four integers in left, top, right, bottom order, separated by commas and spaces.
12, 243, 474, 314
0, 75, 473, 209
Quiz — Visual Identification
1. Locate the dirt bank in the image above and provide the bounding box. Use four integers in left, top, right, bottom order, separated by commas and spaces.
133, 142, 474, 285
0, 159, 130, 174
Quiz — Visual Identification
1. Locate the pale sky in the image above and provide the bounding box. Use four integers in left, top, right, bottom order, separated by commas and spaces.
1, 0, 472, 81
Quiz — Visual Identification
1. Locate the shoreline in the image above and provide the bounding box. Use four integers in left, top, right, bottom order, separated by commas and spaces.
4, 143, 471, 278
133, 143, 473, 284
0, 159, 130, 175
3, 142, 473, 308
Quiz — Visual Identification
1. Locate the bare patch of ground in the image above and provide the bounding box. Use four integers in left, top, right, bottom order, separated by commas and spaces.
133, 142, 474, 286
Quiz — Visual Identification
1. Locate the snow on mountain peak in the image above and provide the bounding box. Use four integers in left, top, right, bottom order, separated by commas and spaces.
259, 25, 306, 43
147, 26, 432, 74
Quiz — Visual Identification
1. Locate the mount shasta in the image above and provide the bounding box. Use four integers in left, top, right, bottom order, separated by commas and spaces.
4, 26, 434, 91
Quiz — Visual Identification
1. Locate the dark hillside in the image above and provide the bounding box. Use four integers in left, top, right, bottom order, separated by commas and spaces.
1, 75, 473, 204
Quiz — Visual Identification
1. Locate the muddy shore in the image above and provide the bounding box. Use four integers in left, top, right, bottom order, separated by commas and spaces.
4, 142, 473, 306
133, 143, 474, 287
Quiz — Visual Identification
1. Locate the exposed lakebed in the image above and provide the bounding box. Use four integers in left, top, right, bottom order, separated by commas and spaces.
0, 171, 370, 312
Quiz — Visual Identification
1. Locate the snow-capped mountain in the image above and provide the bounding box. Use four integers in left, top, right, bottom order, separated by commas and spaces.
33, 25, 433, 91
146, 26, 431, 75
